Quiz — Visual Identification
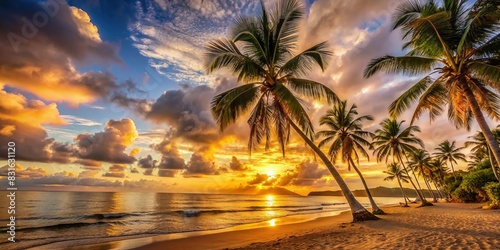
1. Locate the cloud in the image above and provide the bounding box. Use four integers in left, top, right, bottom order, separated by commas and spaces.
0, 163, 48, 178
184, 150, 220, 176
60, 115, 101, 126
0, 1, 125, 105
248, 173, 269, 185
75, 118, 138, 164
130, 0, 260, 84
153, 139, 186, 177
146, 85, 220, 144
103, 164, 127, 178
0, 85, 66, 126
137, 154, 156, 175
229, 156, 249, 171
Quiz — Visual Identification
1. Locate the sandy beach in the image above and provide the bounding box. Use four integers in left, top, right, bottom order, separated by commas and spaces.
60, 202, 500, 250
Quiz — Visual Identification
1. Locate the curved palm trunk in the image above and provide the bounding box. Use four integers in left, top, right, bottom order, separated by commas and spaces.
487, 148, 500, 181
449, 161, 456, 178
396, 154, 432, 206
423, 177, 437, 202
289, 120, 378, 222
395, 175, 409, 207
348, 157, 386, 214
433, 182, 444, 200
462, 81, 500, 182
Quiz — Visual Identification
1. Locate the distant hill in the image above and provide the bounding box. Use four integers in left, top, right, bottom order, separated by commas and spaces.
308, 186, 437, 198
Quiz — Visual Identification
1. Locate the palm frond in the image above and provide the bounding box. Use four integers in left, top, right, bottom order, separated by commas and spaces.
389, 75, 433, 118
205, 39, 266, 82
278, 42, 332, 76
271, 82, 314, 140
284, 78, 339, 104
211, 83, 262, 131
364, 56, 439, 78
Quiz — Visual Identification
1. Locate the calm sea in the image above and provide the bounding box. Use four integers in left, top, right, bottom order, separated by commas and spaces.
0, 191, 402, 249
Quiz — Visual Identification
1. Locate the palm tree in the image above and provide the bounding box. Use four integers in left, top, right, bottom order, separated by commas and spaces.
384, 162, 411, 207
316, 101, 385, 214
433, 140, 467, 178
372, 119, 432, 206
465, 129, 500, 180
428, 158, 450, 199
408, 149, 438, 202
364, 0, 500, 175
205, 0, 377, 221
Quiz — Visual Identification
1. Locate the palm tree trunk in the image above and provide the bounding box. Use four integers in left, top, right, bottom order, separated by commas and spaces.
423, 176, 437, 202
396, 175, 409, 207
449, 161, 456, 178
487, 148, 500, 181
462, 80, 500, 182
289, 120, 378, 222
433, 182, 444, 200
348, 157, 385, 215
396, 154, 432, 206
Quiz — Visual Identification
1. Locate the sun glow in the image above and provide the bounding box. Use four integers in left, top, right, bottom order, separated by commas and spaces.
268, 218, 276, 227
266, 170, 275, 179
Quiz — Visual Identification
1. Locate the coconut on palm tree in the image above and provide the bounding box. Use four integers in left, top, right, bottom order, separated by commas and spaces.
384, 162, 411, 207
205, 0, 377, 221
364, 0, 500, 175
372, 119, 433, 206
316, 100, 385, 214
433, 140, 467, 178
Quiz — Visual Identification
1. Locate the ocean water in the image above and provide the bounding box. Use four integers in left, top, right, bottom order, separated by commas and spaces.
0, 191, 403, 249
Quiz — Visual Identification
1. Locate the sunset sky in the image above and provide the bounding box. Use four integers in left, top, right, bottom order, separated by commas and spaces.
0, 0, 480, 195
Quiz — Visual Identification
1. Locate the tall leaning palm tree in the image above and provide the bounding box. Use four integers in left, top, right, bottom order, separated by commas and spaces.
433, 140, 467, 178
372, 119, 433, 206
205, 0, 377, 221
364, 0, 500, 173
316, 101, 385, 214
384, 163, 411, 207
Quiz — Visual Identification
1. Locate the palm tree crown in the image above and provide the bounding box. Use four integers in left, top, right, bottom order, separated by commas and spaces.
384, 162, 410, 183
372, 119, 424, 163
433, 140, 466, 175
364, 0, 500, 178
316, 100, 374, 168
205, 0, 337, 156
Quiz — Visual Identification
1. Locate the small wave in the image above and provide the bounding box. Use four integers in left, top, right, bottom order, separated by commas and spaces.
0, 221, 120, 232
248, 205, 309, 209
289, 207, 323, 212
320, 203, 346, 206
85, 213, 140, 220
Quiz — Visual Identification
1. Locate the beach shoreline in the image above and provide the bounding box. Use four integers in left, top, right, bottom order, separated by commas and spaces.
29, 202, 500, 250
71, 203, 500, 250
29, 205, 355, 250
